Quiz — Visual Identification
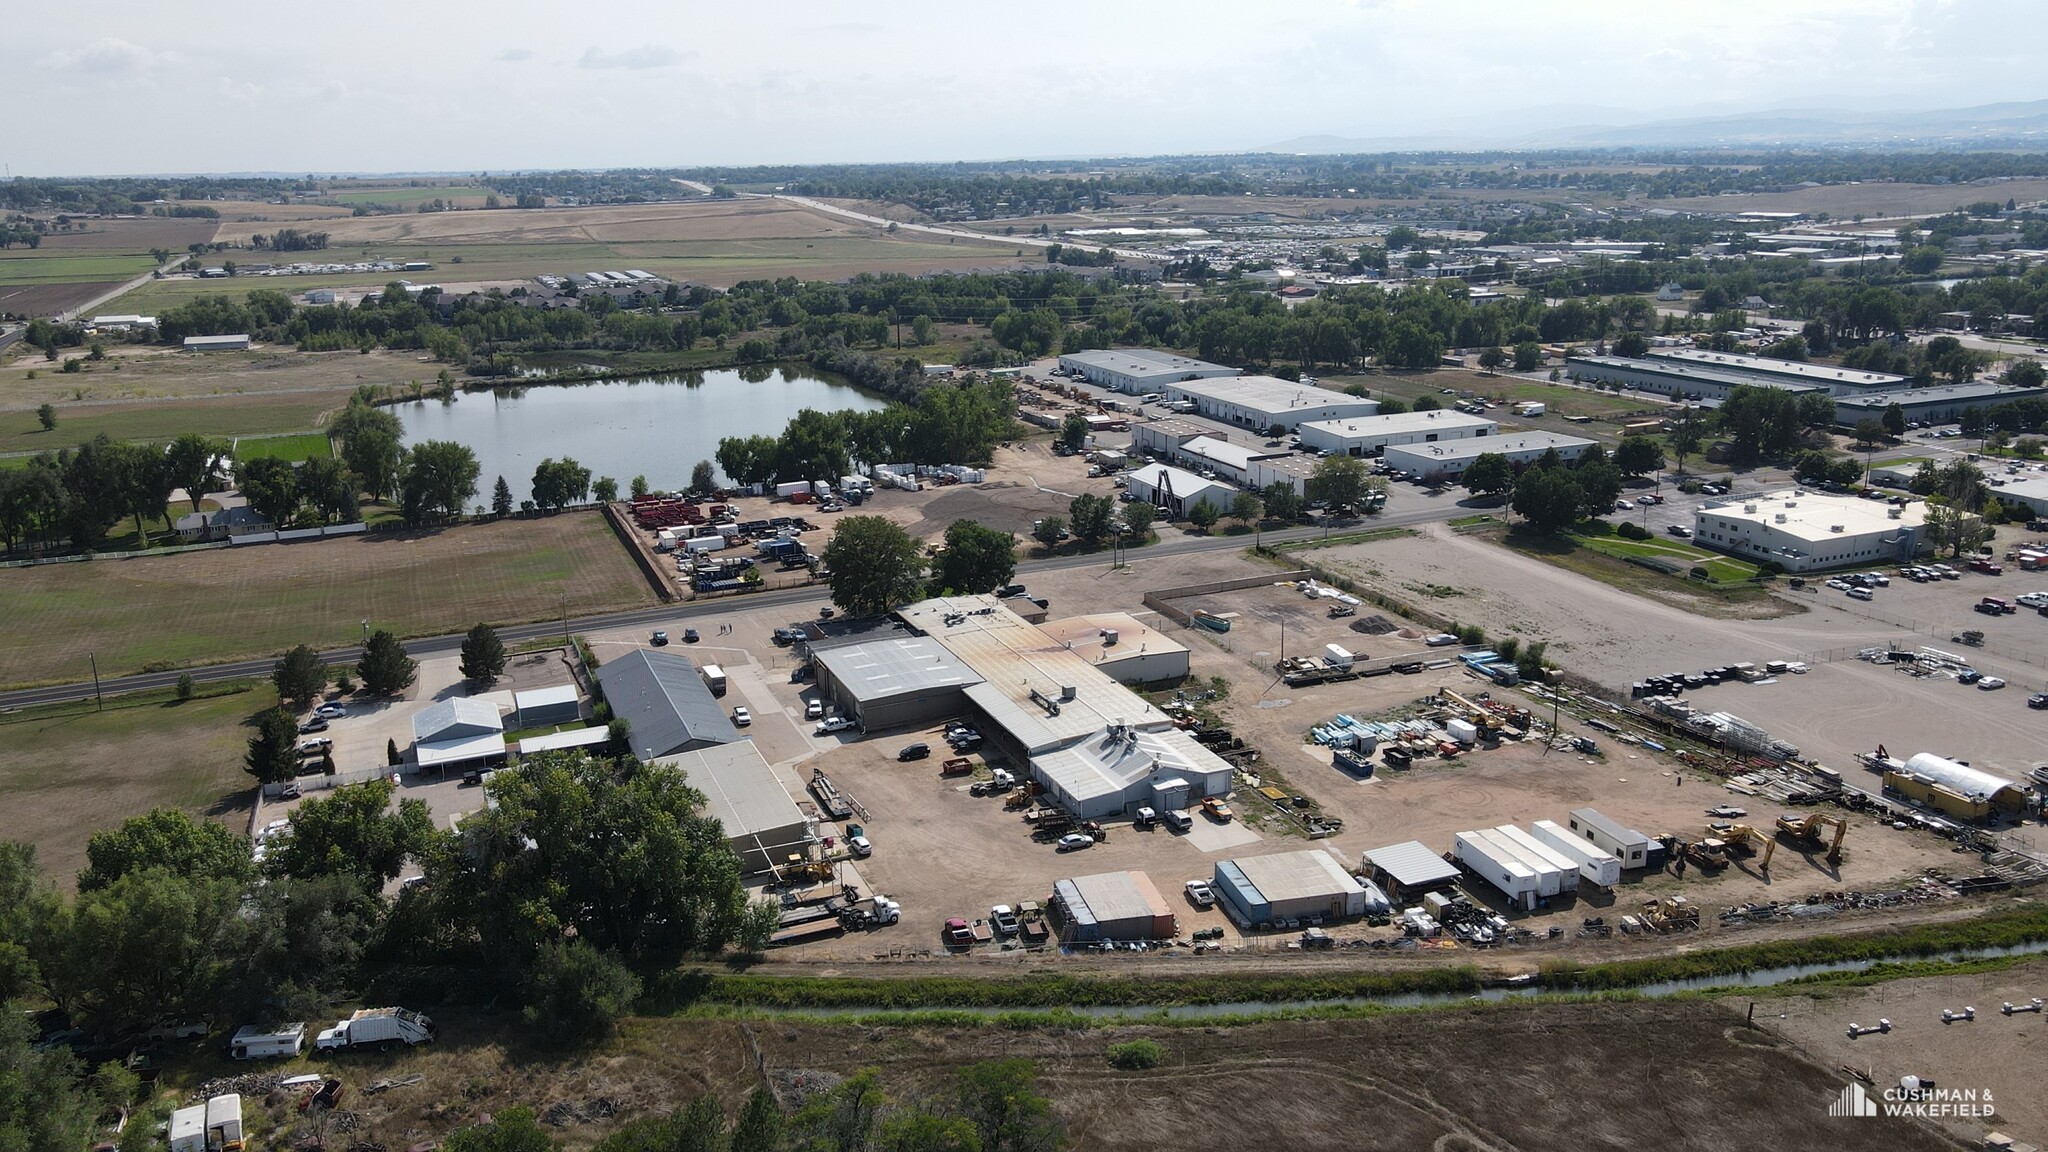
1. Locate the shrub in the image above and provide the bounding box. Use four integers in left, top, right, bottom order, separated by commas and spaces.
1106, 1039, 1164, 1070
174, 673, 195, 702
523, 940, 641, 1047
1615, 521, 1651, 540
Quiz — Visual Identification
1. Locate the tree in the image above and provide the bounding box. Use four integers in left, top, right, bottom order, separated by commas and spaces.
1796, 391, 1839, 430
267, 777, 432, 890
1667, 407, 1706, 474
1852, 418, 1887, 449
460, 622, 507, 685
80, 808, 252, 892
273, 643, 327, 709
1881, 402, 1908, 438
1186, 499, 1221, 531
953, 1059, 1063, 1152
296, 456, 358, 523
530, 457, 592, 513
1511, 466, 1583, 534
631, 475, 651, 500
33, 865, 241, 1038
165, 433, 227, 510
1228, 490, 1263, 527
357, 629, 418, 696
1612, 436, 1664, 478
1031, 515, 1067, 551
931, 519, 1016, 594
730, 1089, 784, 1152
1571, 450, 1626, 518
1476, 346, 1505, 372
1121, 499, 1157, 536
401, 440, 481, 520
176, 672, 195, 701
1412, 393, 1442, 411
329, 400, 405, 502
1260, 482, 1303, 523
238, 455, 299, 527
1068, 492, 1115, 547
2004, 359, 2046, 390
1057, 412, 1090, 454
1462, 452, 1514, 500
523, 940, 641, 1047
820, 515, 926, 617
690, 459, 718, 496
1512, 341, 1542, 372
493, 475, 514, 517
1612, 331, 1649, 358
245, 707, 301, 785
1309, 453, 1369, 511
1959, 407, 1989, 441
35, 403, 55, 431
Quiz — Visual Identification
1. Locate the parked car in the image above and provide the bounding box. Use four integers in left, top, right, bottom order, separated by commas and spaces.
819, 606, 836, 620
2028, 693, 2048, 710
730, 706, 752, 727
298, 737, 332, 755
897, 742, 931, 762
1424, 633, 1460, 647
2017, 592, 2048, 609
1666, 525, 1692, 538
815, 716, 855, 735
313, 703, 347, 719
849, 834, 872, 858
682, 628, 700, 643
1201, 797, 1234, 823
805, 699, 825, 720
1055, 833, 1094, 852
1848, 587, 1874, 600
1959, 669, 1983, 685
1978, 677, 2007, 690
650, 630, 669, 646
298, 717, 329, 734
1184, 880, 1216, 908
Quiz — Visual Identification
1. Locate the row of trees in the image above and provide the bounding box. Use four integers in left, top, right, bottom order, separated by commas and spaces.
0, 432, 230, 553
717, 379, 1017, 488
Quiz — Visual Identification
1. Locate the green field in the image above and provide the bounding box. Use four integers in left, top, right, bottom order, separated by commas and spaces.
328, 186, 491, 207
232, 431, 332, 462
0, 248, 157, 286
1573, 532, 1760, 584
0, 391, 341, 454
0, 680, 270, 884
0, 512, 654, 687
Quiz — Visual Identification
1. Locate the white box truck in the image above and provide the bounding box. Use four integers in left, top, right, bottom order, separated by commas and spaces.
314, 1007, 435, 1053
229, 1022, 305, 1060
700, 664, 727, 697
1515, 402, 1545, 418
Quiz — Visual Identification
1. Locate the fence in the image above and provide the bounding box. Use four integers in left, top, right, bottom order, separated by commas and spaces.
1142, 569, 1311, 627
1777, 592, 2048, 671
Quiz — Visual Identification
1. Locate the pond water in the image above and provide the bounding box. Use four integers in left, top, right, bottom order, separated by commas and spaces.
395, 368, 888, 503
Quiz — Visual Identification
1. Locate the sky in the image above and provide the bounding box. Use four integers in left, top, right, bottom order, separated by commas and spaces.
5, 0, 2045, 176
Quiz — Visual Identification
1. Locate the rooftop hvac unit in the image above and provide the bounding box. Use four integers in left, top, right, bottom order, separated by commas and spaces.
1061, 685, 1078, 701
1888, 508, 1902, 519
1830, 525, 1845, 533
1744, 504, 1758, 513
1775, 513, 1787, 523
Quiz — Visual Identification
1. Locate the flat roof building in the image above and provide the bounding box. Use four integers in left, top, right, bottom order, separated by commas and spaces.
1057, 348, 1240, 394
1049, 870, 1177, 942
513, 684, 581, 729
655, 742, 812, 874
1125, 463, 1237, 518
183, 334, 250, 351
1831, 382, 2048, 428
812, 635, 984, 732
1568, 354, 1825, 403
411, 697, 506, 772
1693, 489, 1932, 572
1245, 452, 1320, 497
1128, 417, 1213, 459
1029, 723, 1232, 820
1648, 347, 1907, 392
1162, 375, 1379, 433
1212, 848, 1367, 927
1034, 612, 1190, 685
1987, 474, 2048, 518
1297, 410, 1498, 458
1171, 435, 1288, 486
1361, 840, 1461, 902
1382, 431, 1596, 479
593, 649, 742, 760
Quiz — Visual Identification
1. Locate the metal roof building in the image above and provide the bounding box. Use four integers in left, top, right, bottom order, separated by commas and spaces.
1213, 848, 1366, 926
1567, 354, 1824, 402
812, 635, 984, 732
1694, 490, 1931, 573
1831, 382, 2048, 428
514, 727, 610, 756
1162, 375, 1379, 433
1382, 431, 1596, 478
1987, 474, 2048, 519
182, 334, 250, 351
1297, 410, 1498, 458
1028, 723, 1231, 820
1649, 347, 1907, 393
656, 742, 812, 874
1057, 348, 1240, 394
594, 649, 742, 761
1049, 870, 1177, 942
410, 697, 506, 772
1361, 840, 1461, 902
513, 684, 581, 728
1126, 463, 1236, 517
1034, 612, 1190, 686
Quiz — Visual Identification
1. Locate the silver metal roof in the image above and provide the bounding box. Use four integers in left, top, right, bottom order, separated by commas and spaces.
1225, 848, 1364, 902
656, 742, 807, 838
594, 649, 741, 760
815, 636, 982, 704
1363, 840, 1460, 888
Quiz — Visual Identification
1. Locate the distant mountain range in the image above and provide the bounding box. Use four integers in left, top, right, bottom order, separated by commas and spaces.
1262, 100, 2048, 154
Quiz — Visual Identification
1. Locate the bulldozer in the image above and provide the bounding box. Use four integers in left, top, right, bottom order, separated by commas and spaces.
1641, 896, 1700, 932
1776, 812, 1848, 865
1683, 838, 1731, 871
1709, 823, 1778, 872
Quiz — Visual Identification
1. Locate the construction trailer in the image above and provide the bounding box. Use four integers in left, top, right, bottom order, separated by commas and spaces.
1491, 825, 1581, 894
1567, 808, 1662, 870
1453, 830, 1542, 911
1531, 819, 1623, 888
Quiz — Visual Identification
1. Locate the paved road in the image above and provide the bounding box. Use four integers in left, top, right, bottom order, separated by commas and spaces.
56, 259, 181, 323
0, 513, 1457, 711
768, 194, 1167, 264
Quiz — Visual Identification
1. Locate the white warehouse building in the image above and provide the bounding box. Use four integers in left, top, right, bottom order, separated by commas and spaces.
1162, 375, 1379, 433
1692, 490, 1933, 573
1125, 463, 1237, 517
1381, 431, 1595, 479
1057, 349, 1240, 394
1297, 410, 1498, 458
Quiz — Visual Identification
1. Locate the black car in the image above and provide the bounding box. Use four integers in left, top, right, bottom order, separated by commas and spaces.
683, 628, 700, 643
2028, 693, 2048, 710
897, 742, 931, 762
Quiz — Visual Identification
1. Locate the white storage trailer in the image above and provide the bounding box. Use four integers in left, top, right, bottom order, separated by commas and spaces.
169, 1105, 206, 1152
229, 1022, 305, 1060
1473, 827, 1567, 897
1492, 825, 1580, 893
1453, 830, 1541, 910
204, 1095, 243, 1150
1531, 819, 1623, 888
1322, 643, 1354, 669
1567, 808, 1655, 869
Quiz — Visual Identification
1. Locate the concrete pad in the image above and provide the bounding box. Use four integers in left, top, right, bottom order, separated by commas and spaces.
1184, 818, 1262, 853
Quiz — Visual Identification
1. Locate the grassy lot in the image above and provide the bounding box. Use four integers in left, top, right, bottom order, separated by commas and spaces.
232, 431, 332, 462
1572, 531, 1760, 584
0, 390, 344, 454
0, 512, 654, 687
1330, 370, 1656, 421
1496, 527, 1792, 616
0, 248, 158, 285
329, 185, 492, 207
0, 680, 268, 885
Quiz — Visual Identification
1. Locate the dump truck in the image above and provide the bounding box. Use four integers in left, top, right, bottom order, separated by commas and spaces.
314, 1007, 435, 1053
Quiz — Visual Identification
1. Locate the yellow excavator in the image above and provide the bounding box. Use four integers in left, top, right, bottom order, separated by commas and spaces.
1775, 812, 1848, 865
1709, 823, 1779, 872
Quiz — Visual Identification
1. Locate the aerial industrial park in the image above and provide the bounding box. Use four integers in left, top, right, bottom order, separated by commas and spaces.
8, 4, 2048, 1151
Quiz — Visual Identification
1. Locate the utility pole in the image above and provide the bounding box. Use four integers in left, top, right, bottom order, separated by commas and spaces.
88, 653, 102, 711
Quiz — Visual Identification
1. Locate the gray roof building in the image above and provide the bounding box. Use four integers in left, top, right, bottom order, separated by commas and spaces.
812, 635, 984, 732
655, 742, 812, 874
594, 649, 742, 761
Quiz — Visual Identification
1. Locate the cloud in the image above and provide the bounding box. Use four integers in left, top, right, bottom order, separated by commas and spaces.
40, 37, 168, 74
577, 45, 685, 70
495, 48, 535, 62
821, 22, 884, 34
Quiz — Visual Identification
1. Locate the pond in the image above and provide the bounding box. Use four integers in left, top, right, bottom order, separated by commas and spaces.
395, 368, 889, 503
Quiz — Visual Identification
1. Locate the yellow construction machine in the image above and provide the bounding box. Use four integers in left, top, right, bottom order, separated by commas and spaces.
1709, 823, 1778, 872
1641, 896, 1700, 931
1775, 812, 1847, 865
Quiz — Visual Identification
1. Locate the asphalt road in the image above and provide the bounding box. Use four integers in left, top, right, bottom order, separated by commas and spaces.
0, 513, 1455, 712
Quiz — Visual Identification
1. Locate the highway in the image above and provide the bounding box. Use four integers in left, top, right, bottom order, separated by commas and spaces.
0, 512, 1449, 713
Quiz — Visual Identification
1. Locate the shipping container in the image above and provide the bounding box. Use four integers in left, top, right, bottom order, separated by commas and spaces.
1530, 819, 1623, 888
1322, 643, 1354, 669
775, 481, 810, 499
1453, 830, 1540, 909
1445, 718, 1480, 744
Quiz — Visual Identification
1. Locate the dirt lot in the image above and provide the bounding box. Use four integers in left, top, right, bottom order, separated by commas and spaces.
1658, 178, 2048, 221
0, 511, 654, 686
1311, 522, 2048, 775
158, 998, 1972, 1151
